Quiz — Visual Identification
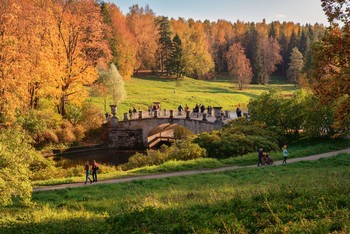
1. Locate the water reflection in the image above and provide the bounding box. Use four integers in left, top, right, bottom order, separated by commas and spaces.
50, 149, 141, 169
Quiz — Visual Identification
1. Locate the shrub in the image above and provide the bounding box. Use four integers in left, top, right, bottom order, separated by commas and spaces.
0, 127, 60, 205
80, 102, 104, 131
174, 125, 194, 139
122, 140, 206, 170
56, 120, 76, 143
194, 118, 283, 158
73, 124, 86, 142
35, 129, 59, 147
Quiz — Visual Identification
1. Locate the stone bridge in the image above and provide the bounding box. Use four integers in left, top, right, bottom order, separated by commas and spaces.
108, 107, 224, 149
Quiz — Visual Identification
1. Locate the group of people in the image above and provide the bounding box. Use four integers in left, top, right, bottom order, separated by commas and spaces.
129, 107, 140, 119
257, 145, 288, 166
148, 103, 161, 116
84, 160, 99, 184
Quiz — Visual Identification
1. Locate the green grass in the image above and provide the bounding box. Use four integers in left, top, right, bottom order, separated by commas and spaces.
2, 153, 350, 233
89, 75, 296, 119
33, 138, 350, 187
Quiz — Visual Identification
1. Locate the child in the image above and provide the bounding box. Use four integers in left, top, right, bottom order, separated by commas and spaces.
282, 145, 288, 163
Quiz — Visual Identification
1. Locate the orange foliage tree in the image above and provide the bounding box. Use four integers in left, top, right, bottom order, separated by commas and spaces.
171, 18, 215, 79
0, 0, 34, 123
49, 0, 110, 116
312, 0, 350, 133
127, 4, 159, 71
226, 43, 253, 90
101, 3, 137, 79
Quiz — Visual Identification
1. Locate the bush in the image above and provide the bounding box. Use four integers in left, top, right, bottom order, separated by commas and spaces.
122, 140, 206, 170
80, 102, 104, 131
0, 126, 59, 205
56, 120, 76, 143
73, 124, 86, 142
174, 125, 194, 139
194, 118, 283, 158
248, 89, 340, 138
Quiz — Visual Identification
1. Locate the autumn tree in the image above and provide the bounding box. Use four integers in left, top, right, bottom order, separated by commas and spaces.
101, 3, 137, 79
256, 36, 282, 84
50, 0, 110, 117
173, 19, 215, 79
0, 0, 31, 123
127, 4, 159, 71
312, 0, 350, 133
226, 43, 252, 90
287, 47, 304, 84
208, 20, 235, 72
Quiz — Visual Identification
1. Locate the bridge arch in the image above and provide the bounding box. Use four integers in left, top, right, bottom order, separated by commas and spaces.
109, 117, 222, 149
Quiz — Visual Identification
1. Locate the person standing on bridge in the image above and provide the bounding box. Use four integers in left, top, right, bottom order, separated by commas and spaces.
84, 161, 92, 184
178, 105, 183, 116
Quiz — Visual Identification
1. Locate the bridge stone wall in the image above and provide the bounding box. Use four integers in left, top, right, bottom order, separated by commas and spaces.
108, 118, 222, 149
109, 128, 144, 149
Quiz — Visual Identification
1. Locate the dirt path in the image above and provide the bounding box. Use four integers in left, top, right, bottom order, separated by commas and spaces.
33, 148, 350, 192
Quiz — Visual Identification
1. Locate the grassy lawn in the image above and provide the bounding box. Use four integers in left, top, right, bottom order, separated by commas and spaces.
89, 75, 296, 119
2, 153, 350, 233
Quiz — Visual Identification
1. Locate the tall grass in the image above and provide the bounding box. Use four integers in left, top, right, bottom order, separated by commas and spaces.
1, 153, 349, 233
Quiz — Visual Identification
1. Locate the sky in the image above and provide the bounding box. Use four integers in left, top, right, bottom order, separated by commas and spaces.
110, 0, 329, 25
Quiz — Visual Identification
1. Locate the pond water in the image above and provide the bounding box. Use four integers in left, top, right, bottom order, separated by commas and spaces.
49, 149, 141, 169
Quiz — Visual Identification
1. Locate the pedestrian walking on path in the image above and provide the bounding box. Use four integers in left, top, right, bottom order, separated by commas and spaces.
92, 160, 99, 182
257, 148, 263, 166
84, 161, 93, 184
282, 145, 288, 163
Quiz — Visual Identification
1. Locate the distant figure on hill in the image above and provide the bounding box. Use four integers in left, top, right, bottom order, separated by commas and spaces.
84, 161, 92, 184
282, 145, 288, 163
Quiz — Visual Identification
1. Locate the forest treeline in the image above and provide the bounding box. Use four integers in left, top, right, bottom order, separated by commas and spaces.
0, 0, 326, 123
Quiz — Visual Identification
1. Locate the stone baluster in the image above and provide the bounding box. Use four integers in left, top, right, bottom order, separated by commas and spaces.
123, 113, 128, 121
138, 110, 143, 119
202, 113, 207, 121
186, 110, 191, 119
213, 107, 223, 122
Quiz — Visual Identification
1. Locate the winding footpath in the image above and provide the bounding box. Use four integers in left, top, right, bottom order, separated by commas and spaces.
34, 148, 350, 192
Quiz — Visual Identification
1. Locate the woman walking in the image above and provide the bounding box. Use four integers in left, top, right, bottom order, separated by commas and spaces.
84, 161, 93, 184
